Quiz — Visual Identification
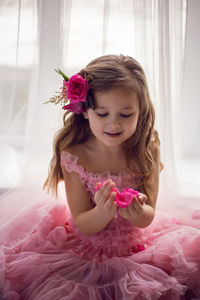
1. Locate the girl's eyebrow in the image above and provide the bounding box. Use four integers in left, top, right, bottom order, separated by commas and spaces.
96, 106, 107, 109
96, 106, 134, 110
122, 106, 135, 110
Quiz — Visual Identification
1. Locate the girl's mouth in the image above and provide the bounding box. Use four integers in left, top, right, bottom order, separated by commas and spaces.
105, 132, 122, 137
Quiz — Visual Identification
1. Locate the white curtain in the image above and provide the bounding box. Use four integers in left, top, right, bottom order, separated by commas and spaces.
1, 0, 196, 202
0, 0, 37, 189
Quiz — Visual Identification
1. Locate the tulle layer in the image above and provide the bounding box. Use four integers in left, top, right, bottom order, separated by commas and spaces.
1, 200, 200, 300
0, 243, 187, 300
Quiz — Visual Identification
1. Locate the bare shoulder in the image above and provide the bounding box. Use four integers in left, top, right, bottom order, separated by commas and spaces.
63, 141, 93, 170
65, 139, 97, 171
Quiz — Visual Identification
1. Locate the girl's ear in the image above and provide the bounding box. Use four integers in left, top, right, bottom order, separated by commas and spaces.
83, 112, 88, 119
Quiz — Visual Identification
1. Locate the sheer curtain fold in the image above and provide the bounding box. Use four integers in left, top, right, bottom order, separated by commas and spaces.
102, 0, 110, 54
157, 0, 176, 190
23, 0, 64, 185
7, 0, 22, 126
62, 0, 72, 66
157, 0, 187, 195
0, 0, 37, 189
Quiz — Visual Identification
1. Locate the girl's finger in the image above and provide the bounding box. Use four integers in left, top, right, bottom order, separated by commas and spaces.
121, 207, 130, 219
138, 193, 147, 204
105, 191, 117, 210
107, 199, 117, 216
101, 180, 115, 200
95, 180, 115, 205
118, 207, 126, 218
96, 180, 111, 190
132, 199, 143, 214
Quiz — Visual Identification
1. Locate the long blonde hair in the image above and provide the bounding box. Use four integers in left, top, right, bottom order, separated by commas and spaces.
44, 55, 162, 204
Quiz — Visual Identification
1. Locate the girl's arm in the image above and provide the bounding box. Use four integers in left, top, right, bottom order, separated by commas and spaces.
118, 152, 160, 228
62, 165, 117, 235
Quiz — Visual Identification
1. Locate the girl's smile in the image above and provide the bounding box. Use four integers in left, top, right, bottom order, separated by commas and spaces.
104, 132, 123, 137
83, 88, 140, 149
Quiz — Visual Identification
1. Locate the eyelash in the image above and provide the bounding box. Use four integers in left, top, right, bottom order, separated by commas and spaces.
96, 113, 108, 117
96, 113, 133, 118
121, 114, 133, 118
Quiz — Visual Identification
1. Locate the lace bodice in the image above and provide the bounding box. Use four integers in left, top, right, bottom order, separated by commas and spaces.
60, 151, 140, 203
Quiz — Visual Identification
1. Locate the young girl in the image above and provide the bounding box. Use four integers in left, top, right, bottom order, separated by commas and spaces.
0, 54, 200, 299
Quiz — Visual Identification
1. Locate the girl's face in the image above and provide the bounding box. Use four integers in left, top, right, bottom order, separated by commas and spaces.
83, 88, 140, 149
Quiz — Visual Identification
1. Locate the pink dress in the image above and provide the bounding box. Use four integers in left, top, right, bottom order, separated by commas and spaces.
0, 151, 200, 300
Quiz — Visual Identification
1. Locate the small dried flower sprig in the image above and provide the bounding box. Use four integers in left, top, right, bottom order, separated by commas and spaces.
44, 69, 89, 114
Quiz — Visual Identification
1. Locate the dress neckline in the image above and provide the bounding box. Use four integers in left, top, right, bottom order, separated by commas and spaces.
61, 151, 138, 179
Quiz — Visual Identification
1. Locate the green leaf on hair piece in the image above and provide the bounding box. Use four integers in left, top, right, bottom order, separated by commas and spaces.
55, 68, 69, 82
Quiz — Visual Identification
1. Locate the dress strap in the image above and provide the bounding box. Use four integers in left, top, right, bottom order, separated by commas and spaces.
60, 151, 87, 183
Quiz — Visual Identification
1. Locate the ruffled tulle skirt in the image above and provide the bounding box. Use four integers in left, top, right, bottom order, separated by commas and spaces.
0, 188, 200, 300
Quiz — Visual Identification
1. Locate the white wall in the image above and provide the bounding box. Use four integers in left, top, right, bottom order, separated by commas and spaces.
182, 0, 200, 156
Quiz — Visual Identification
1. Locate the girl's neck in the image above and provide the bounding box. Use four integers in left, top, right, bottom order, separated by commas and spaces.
81, 137, 128, 175
86, 136, 125, 157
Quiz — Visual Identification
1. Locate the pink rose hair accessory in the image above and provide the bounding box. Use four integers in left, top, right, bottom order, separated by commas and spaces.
66, 74, 89, 103
44, 69, 89, 114
96, 182, 139, 208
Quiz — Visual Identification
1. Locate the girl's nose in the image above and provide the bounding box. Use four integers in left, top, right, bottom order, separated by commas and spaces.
108, 116, 121, 128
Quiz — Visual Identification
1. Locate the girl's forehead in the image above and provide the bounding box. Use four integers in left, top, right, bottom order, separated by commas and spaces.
94, 88, 139, 109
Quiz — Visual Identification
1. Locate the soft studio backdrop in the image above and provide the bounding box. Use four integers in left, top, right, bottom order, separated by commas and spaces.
0, 0, 199, 209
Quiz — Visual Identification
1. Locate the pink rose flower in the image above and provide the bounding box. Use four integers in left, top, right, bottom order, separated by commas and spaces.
67, 74, 89, 103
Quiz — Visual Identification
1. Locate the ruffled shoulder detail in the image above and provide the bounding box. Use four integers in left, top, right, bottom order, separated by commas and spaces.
60, 151, 87, 179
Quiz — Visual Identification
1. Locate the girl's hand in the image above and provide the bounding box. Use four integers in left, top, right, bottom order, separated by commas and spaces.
94, 180, 118, 220
118, 193, 150, 226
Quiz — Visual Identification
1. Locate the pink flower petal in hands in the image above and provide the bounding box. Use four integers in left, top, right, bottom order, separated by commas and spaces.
95, 182, 138, 208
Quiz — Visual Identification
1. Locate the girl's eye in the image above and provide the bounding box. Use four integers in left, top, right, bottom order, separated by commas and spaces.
120, 113, 133, 118
96, 113, 108, 117
96, 112, 133, 118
